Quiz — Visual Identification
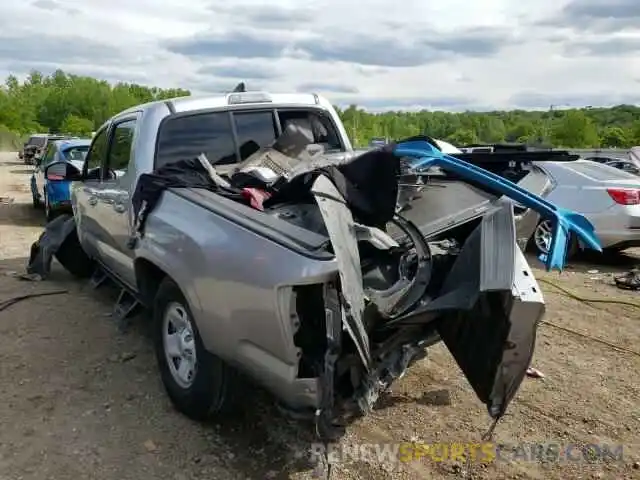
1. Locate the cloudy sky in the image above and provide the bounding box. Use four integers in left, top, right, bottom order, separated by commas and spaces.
1, 0, 639, 111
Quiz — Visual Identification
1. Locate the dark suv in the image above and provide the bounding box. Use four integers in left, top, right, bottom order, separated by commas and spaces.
22, 134, 72, 165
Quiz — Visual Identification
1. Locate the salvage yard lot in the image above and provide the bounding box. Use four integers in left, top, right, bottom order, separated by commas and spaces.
0, 153, 638, 480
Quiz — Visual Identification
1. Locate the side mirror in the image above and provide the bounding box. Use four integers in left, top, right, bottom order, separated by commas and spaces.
44, 161, 83, 182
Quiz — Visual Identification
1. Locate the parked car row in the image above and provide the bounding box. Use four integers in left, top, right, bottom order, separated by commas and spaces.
30, 138, 91, 220
420, 141, 640, 258
20, 133, 78, 165
584, 155, 640, 176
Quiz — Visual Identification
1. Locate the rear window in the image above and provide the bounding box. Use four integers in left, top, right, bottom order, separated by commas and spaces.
156, 112, 237, 168
155, 108, 343, 169
28, 136, 47, 147
278, 110, 342, 152
62, 145, 89, 161
234, 111, 277, 160
570, 161, 638, 180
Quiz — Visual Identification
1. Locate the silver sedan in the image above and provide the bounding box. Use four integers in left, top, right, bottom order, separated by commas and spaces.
529, 160, 640, 256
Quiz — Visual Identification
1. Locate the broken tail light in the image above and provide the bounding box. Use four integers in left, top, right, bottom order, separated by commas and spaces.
606, 188, 640, 205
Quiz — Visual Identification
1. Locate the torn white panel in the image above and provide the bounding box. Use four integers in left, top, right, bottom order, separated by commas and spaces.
353, 223, 399, 250
310, 175, 372, 370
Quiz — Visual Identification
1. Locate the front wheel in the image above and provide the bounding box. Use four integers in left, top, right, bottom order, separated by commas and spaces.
153, 278, 243, 421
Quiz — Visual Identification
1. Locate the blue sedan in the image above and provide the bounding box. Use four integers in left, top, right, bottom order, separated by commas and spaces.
31, 138, 91, 220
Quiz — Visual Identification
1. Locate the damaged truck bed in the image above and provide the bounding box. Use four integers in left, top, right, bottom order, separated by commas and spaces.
38, 92, 601, 440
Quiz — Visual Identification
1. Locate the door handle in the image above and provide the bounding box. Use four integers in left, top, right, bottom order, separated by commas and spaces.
113, 203, 126, 213
88, 196, 98, 206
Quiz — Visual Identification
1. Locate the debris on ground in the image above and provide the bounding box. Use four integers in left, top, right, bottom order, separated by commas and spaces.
526, 367, 545, 379
614, 268, 640, 291
143, 440, 159, 452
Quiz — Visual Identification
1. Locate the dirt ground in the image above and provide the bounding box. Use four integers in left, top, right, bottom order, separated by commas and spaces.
0, 152, 638, 480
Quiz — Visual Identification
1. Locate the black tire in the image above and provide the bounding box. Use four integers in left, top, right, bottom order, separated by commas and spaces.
54, 230, 96, 278
153, 278, 242, 421
528, 219, 580, 259
32, 192, 40, 209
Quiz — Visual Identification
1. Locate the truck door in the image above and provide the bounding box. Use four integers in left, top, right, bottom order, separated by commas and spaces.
96, 116, 138, 288
73, 127, 110, 260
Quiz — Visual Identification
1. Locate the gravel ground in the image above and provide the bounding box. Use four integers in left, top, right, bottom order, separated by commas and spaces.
0, 152, 639, 480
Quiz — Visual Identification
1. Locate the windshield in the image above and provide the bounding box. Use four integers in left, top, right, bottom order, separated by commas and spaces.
62, 145, 89, 161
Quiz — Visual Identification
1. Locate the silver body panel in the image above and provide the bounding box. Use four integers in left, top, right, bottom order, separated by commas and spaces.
537, 160, 640, 250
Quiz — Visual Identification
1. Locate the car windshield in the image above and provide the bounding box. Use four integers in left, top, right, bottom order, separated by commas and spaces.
62, 145, 89, 161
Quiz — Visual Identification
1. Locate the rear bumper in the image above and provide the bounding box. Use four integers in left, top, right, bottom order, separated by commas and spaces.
46, 181, 72, 207
49, 200, 73, 213
283, 202, 546, 425
593, 229, 640, 250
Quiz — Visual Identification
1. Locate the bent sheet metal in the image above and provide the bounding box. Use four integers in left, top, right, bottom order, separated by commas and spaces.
393, 139, 602, 270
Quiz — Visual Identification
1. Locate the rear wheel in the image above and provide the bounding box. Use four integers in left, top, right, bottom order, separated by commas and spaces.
529, 219, 579, 259
153, 278, 243, 421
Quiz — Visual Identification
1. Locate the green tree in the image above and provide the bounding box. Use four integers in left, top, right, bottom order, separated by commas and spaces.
60, 114, 94, 136
447, 128, 479, 145
630, 121, 640, 145
551, 110, 600, 148
600, 126, 629, 148
1, 69, 639, 152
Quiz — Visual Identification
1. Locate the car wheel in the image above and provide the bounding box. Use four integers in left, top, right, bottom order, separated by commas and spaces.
32, 191, 41, 209
529, 219, 579, 259
153, 278, 243, 421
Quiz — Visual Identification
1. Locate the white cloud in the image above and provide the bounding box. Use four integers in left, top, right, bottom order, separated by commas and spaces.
1, 0, 639, 111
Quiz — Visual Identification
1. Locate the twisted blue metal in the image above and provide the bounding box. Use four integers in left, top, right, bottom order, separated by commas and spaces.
393, 140, 602, 272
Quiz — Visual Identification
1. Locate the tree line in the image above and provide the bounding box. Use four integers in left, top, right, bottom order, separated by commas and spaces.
1, 69, 639, 151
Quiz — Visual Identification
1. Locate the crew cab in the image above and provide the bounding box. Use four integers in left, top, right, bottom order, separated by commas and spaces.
50, 91, 599, 436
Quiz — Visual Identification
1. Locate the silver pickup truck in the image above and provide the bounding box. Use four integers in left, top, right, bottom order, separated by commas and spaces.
48, 90, 599, 438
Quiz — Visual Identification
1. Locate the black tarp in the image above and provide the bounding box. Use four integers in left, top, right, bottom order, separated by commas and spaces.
25, 213, 77, 280
129, 144, 402, 248
264, 147, 401, 229
128, 158, 246, 247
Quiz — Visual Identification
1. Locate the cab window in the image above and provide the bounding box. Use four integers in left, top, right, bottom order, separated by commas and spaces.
156, 112, 236, 168
107, 119, 136, 175
277, 110, 343, 152
233, 111, 277, 160
85, 128, 109, 180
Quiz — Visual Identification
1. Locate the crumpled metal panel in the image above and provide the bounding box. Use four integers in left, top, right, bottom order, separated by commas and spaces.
310, 174, 371, 370
479, 201, 516, 291
393, 140, 602, 271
